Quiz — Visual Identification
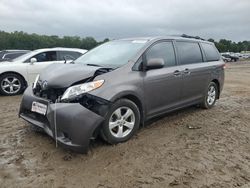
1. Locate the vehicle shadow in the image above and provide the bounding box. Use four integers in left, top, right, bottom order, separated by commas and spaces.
143, 105, 200, 127
26, 105, 203, 155
89, 105, 202, 151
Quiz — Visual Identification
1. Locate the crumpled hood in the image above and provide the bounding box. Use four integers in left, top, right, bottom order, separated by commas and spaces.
39, 63, 100, 88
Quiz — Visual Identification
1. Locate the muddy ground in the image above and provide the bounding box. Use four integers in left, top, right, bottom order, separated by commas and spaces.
0, 62, 250, 188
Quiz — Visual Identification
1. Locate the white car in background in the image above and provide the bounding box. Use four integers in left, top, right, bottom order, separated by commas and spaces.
0, 47, 87, 96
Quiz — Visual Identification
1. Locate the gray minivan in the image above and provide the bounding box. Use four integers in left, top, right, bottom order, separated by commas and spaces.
19, 36, 225, 153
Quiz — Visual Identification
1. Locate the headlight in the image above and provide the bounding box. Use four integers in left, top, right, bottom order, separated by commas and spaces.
61, 80, 104, 100
33, 74, 40, 89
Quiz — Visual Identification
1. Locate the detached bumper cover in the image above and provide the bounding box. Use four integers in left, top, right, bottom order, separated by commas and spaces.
19, 86, 104, 153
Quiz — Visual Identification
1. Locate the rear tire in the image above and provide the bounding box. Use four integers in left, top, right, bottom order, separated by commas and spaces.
201, 82, 218, 109
0, 73, 25, 96
100, 99, 140, 144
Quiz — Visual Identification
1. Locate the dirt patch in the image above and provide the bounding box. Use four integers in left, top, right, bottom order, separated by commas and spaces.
1, 62, 250, 188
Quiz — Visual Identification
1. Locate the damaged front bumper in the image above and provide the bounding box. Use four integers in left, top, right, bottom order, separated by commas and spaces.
19, 86, 105, 153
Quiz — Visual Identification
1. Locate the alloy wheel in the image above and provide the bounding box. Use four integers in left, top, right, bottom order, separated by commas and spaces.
109, 106, 135, 138
207, 85, 216, 105
1, 76, 21, 94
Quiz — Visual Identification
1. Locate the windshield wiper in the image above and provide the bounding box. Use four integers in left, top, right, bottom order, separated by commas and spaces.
86, 63, 102, 67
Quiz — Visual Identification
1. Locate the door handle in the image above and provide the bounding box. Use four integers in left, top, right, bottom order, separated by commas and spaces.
173, 70, 181, 76
183, 68, 190, 75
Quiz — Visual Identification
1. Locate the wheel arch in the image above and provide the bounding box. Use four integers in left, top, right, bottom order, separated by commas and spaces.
91, 93, 145, 139
0, 71, 28, 88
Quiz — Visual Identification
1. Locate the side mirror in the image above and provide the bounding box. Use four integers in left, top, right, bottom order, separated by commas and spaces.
30, 58, 37, 64
63, 55, 74, 64
146, 58, 164, 70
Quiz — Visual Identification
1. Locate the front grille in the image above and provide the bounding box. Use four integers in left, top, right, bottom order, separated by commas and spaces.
23, 110, 50, 127
33, 81, 65, 102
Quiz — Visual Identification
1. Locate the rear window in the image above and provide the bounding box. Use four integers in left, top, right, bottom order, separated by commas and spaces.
201, 43, 220, 61
176, 42, 203, 65
4, 52, 26, 59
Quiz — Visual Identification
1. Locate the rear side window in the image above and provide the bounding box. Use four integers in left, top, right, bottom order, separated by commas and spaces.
58, 51, 82, 61
146, 41, 176, 67
176, 42, 203, 65
201, 43, 220, 61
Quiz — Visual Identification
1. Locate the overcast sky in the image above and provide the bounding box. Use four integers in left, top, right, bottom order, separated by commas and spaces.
0, 0, 249, 41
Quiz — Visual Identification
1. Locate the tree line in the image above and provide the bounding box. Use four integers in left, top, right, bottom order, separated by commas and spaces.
0, 31, 249, 53
0, 31, 109, 51
208, 38, 250, 53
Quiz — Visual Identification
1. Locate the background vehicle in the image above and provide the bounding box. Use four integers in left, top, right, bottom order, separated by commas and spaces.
221, 53, 239, 62
221, 56, 231, 62
242, 54, 250, 59
0, 50, 30, 62
19, 36, 225, 153
0, 47, 87, 95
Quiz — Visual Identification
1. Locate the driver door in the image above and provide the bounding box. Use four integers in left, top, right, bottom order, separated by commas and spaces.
143, 41, 182, 118
26, 51, 60, 83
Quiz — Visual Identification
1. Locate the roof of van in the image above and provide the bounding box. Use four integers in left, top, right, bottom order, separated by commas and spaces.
119, 36, 211, 43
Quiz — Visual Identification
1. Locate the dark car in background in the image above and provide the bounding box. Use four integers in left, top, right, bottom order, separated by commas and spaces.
0, 50, 30, 62
19, 36, 225, 153
221, 53, 239, 62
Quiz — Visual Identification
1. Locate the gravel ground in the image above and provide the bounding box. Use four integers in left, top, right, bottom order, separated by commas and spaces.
0, 62, 250, 188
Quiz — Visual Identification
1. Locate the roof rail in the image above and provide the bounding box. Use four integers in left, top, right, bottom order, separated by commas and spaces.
181, 34, 205, 41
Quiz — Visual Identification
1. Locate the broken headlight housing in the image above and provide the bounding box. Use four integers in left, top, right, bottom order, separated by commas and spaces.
61, 80, 104, 100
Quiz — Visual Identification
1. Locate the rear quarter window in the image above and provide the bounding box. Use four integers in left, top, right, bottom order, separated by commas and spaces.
201, 43, 220, 61
176, 41, 203, 65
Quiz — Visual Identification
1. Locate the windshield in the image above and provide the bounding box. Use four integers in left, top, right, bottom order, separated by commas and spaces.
10, 51, 38, 62
74, 40, 147, 68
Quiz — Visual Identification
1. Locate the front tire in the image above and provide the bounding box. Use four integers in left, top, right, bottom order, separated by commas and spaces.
0, 73, 25, 96
201, 82, 218, 109
100, 99, 140, 144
